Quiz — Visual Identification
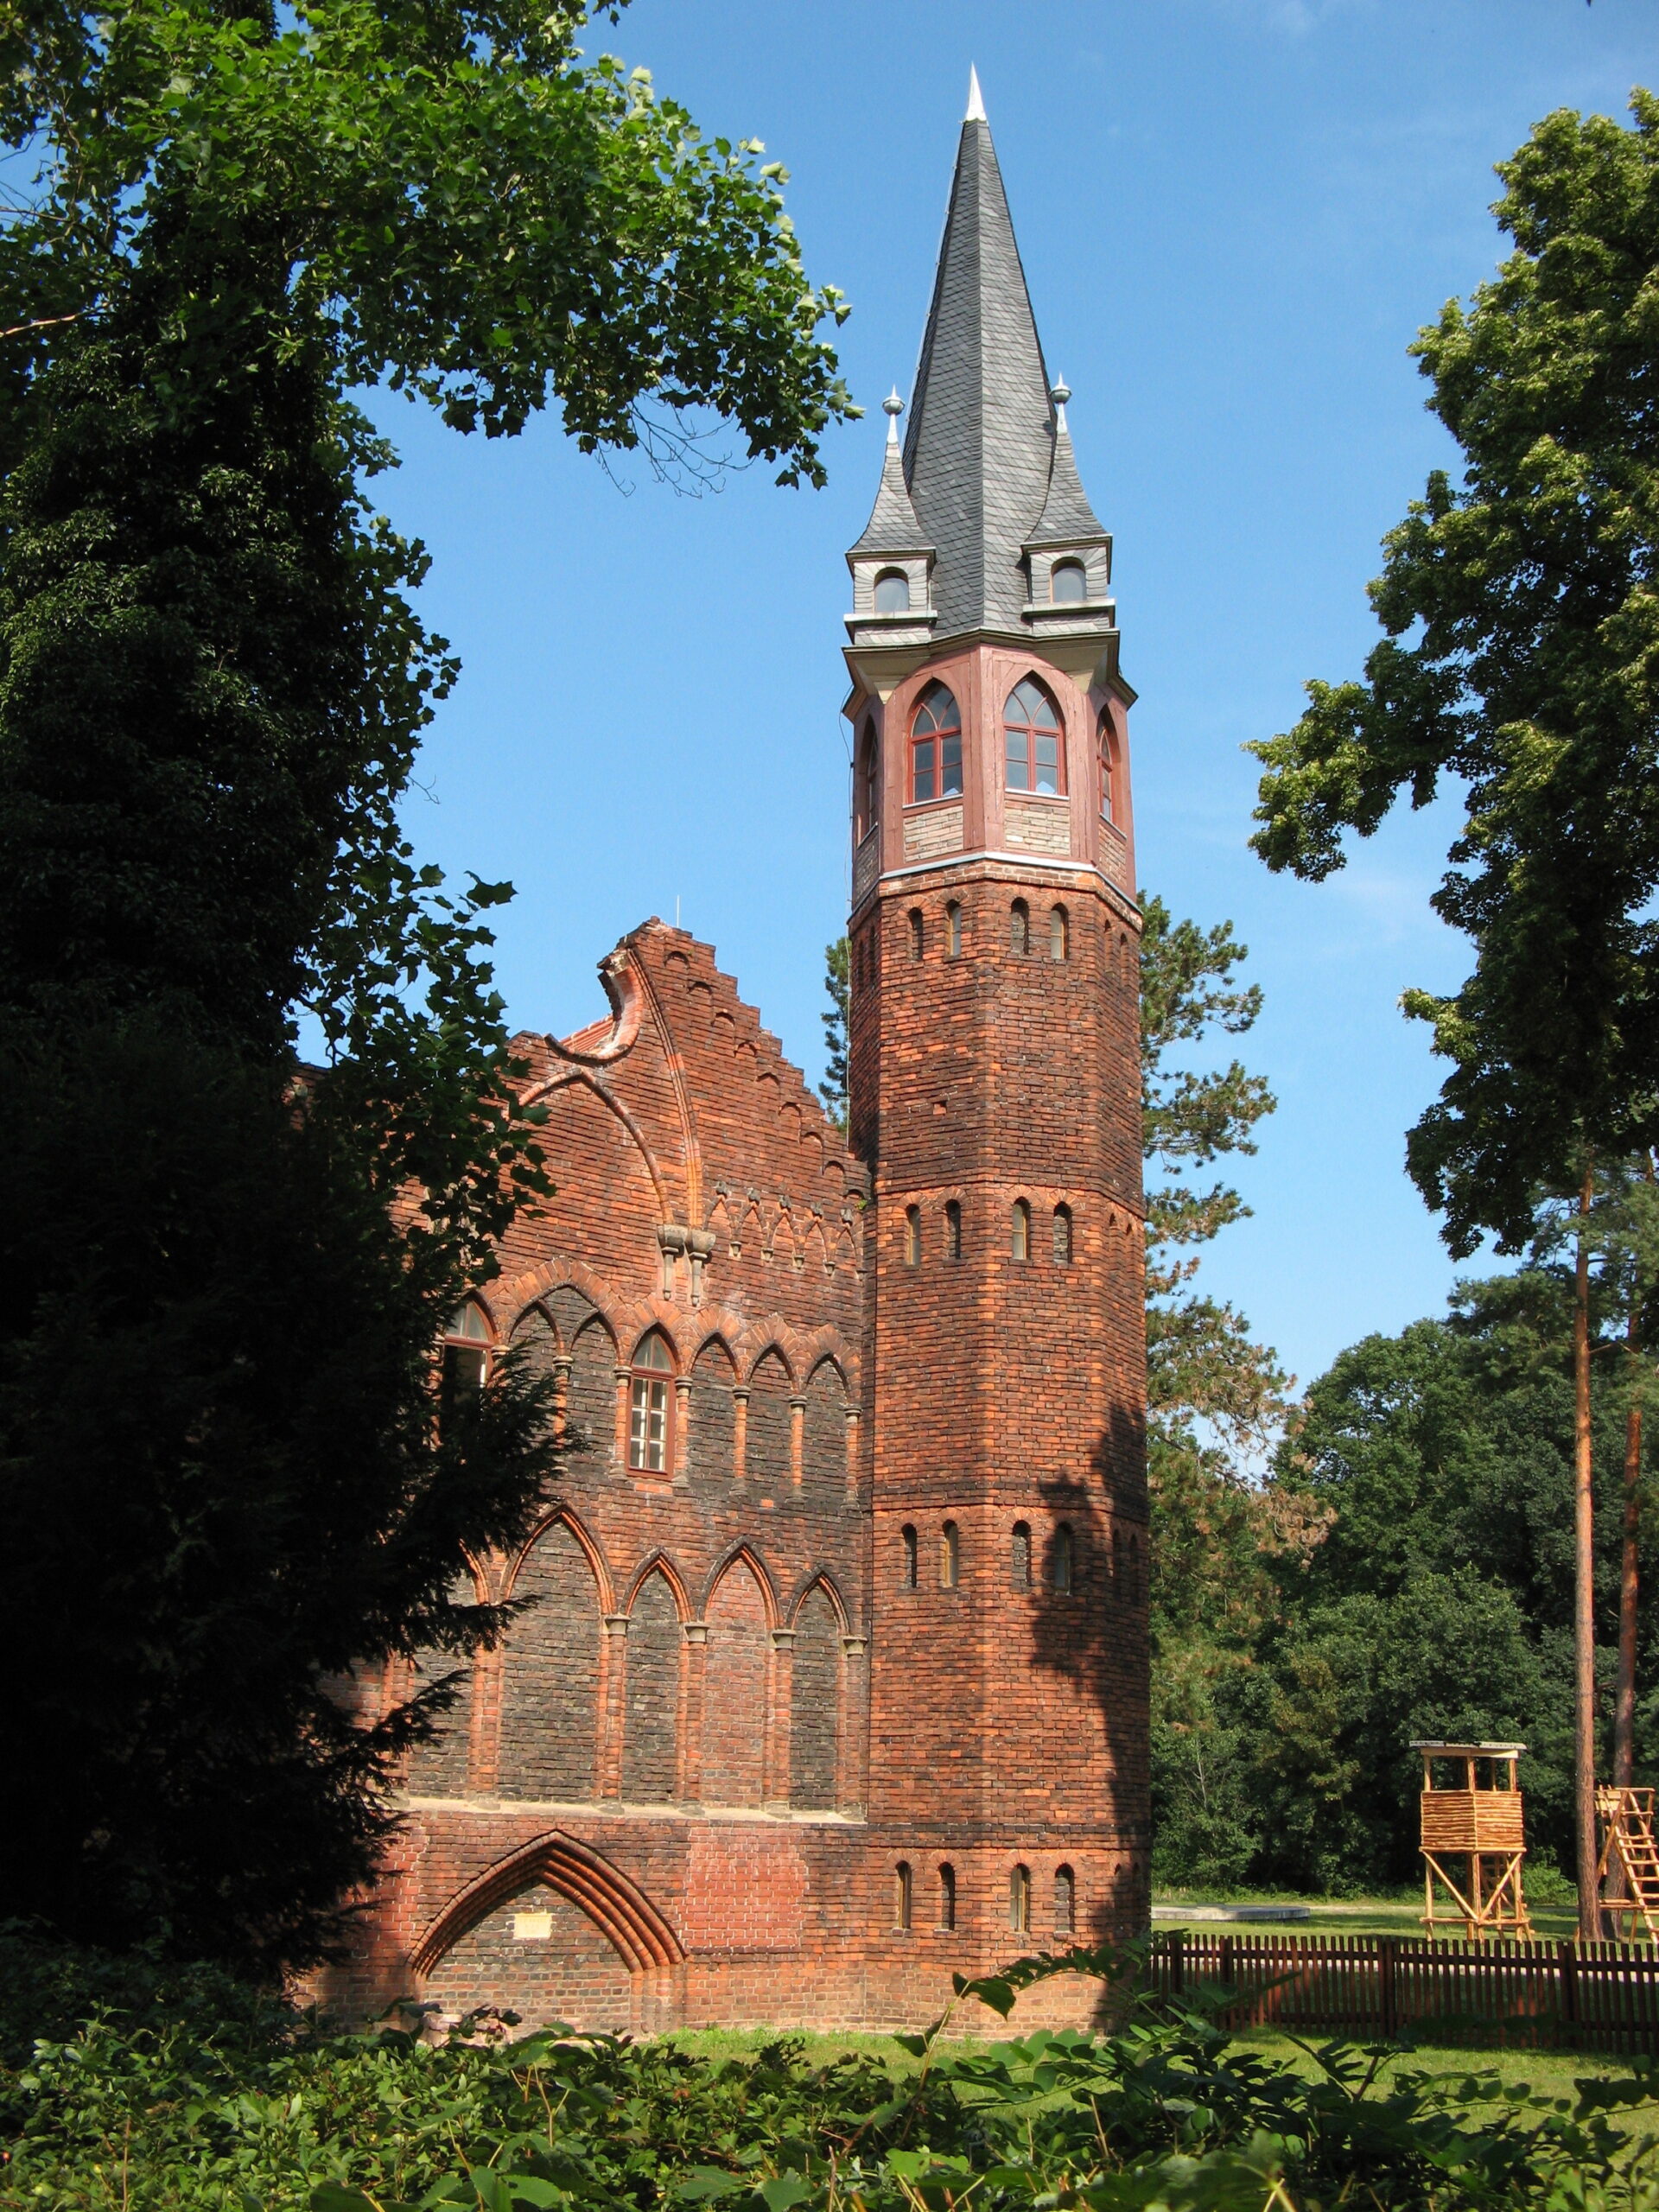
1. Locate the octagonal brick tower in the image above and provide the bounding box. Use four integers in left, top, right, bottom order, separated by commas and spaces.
844, 75, 1149, 2017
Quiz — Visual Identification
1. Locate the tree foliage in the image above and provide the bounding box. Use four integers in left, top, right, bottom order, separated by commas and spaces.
0, 0, 853, 1969
1249, 92, 1659, 1254
819, 935, 849, 1133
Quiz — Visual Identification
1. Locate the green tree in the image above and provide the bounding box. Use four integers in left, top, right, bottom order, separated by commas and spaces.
1249, 93, 1659, 1931
1138, 895, 1294, 1887
0, 0, 853, 1969
820, 935, 849, 1134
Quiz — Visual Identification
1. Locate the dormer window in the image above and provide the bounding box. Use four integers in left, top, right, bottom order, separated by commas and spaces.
856, 717, 880, 842
1004, 679, 1064, 795
910, 682, 963, 804
874, 568, 912, 613
1051, 560, 1087, 604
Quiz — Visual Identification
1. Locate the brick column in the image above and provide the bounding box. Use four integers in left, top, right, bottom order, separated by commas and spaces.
675, 1376, 692, 1477
840, 1635, 868, 1815
681, 1621, 709, 1802
613, 1365, 631, 1469
788, 1395, 806, 1486
766, 1626, 795, 1810
598, 1613, 629, 1797
732, 1385, 749, 1481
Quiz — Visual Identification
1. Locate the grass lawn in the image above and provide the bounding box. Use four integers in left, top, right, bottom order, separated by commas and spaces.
1152, 1889, 1584, 1942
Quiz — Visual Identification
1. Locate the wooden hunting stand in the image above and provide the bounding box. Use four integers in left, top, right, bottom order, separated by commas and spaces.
1412, 1740, 1533, 1942
1596, 1785, 1659, 1942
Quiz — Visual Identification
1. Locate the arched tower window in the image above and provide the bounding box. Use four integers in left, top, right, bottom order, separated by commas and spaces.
910, 681, 963, 804
1051, 1522, 1075, 1594
1055, 1864, 1076, 1936
1009, 1863, 1032, 1933
441, 1300, 493, 1427
855, 717, 880, 843
1004, 678, 1064, 795
901, 1525, 918, 1589
1052, 1204, 1073, 1265
1010, 899, 1030, 955
1051, 559, 1087, 604
907, 906, 924, 960
946, 899, 963, 958
1011, 1522, 1032, 1587
874, 568, 912, 613
1098, 709, 1120, 824
904, 1205, 921, 1267
628, 1332, 675, 1472
938, 1862, 957, 1929
1011, 1199, 1031, 1262
1050, 904, 1069, 961
944, 1198, 962, 1260
940, 1520, 960, 1589
893, 1860, 913, 1929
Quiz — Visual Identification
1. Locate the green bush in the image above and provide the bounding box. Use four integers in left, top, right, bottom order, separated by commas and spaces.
6, 1934, 1659, 2212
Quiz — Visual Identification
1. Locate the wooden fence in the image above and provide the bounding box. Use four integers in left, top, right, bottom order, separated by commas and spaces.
1144, 1929, 1659, 2053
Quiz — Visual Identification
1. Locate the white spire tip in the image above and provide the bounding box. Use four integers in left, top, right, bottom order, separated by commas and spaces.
965, 65, 987, 123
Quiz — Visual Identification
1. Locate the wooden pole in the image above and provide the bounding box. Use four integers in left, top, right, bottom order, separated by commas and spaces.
1577, 1166, 1600, 1945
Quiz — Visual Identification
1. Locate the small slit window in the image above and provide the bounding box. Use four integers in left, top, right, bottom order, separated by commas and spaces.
940, 1520, 960, 1590
1011, 1521, 1032, 1588
901, 1524, 918, 1589
944, 1199, 962, 1262
905, 1205, 921, 1267
1051, 1522, 1075, 1594
910, 681, 963, 804
1050, 905, 1069, 961
1004, 678, 1064, 795
1011, 1200, 1031, 1262
628, 1332, 675, 1472
1011, 899, 1030, 955
1053, 1205, 1073, 1265
1052, 560, 1087, 604
1055, 1865, 1076, 1936
874, 568, 911, 614
894, 1861, 913, 1930
1009, 1863, 1031, 1933
938, 1863, 957, 1930
946, 900, 963, 958
908, 906, 924, 961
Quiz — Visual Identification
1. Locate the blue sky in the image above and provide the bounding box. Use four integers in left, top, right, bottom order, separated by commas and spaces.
366, 0, 1655, 1397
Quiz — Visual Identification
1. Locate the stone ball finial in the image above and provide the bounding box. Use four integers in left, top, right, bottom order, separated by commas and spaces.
883, 388, 905, 417
1050, 378, 1071, 409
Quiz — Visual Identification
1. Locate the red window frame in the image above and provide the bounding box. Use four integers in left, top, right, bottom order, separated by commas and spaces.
1004, 677, 1065, 795
1098, 708, 1120, 823
909, 681, 963, 805
855, 716, 880, 842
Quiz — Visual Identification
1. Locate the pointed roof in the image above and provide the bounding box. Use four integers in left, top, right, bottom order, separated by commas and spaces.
1027, 412, 1107, 548
899, 92, 1057, 634
850, 394, 932, 557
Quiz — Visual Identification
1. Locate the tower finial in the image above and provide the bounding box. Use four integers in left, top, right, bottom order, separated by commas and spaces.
1051, 376, 1071, 431
965, 65, 987, 123
883, 386, 905, 444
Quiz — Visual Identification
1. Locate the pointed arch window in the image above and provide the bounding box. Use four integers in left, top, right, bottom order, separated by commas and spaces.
441, 1300, 493, 1428
856, 717, 880, 843
910, 682, 963, 804
1004, 678, 1064, 795
1098, 709, 1121, 824
628, 1332, 675, 1472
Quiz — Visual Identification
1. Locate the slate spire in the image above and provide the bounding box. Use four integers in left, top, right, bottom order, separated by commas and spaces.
900, 80, 1059, 636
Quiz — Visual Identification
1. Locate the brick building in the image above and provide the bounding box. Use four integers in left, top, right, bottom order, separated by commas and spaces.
333, 81, 1149, 2035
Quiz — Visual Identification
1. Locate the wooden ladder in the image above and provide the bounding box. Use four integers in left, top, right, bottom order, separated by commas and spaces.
1596, 1785, 1659, 1942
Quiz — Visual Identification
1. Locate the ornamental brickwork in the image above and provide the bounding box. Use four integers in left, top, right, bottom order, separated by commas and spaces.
323, 86, 1150, 2037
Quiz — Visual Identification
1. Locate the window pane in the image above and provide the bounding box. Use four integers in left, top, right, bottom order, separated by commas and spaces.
1005, 729, 1028, 788
913, 739, 935, 803
941, 734, 963, 796
874, 569, 911, 613
1031, 687, 1060, 728
1036, 734, 1059, 793
451, 1303, 490, 1340
1052, 563, 1086, 604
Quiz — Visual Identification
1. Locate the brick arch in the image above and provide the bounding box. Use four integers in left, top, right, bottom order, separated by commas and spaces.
508, 1295, 563, 1352
692, 1330, 737, 1376
628, 1321, 681, 1369
410, 1829, 683, 1978
786, 1568, 850, 1634
502, 1505, 613, 1612
699, 1541, 780, 1630
742, 1339, 795, 1386
622, 1550, 692, 1619
805, 1352, 849, 1395
533, 950, 647, 1072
